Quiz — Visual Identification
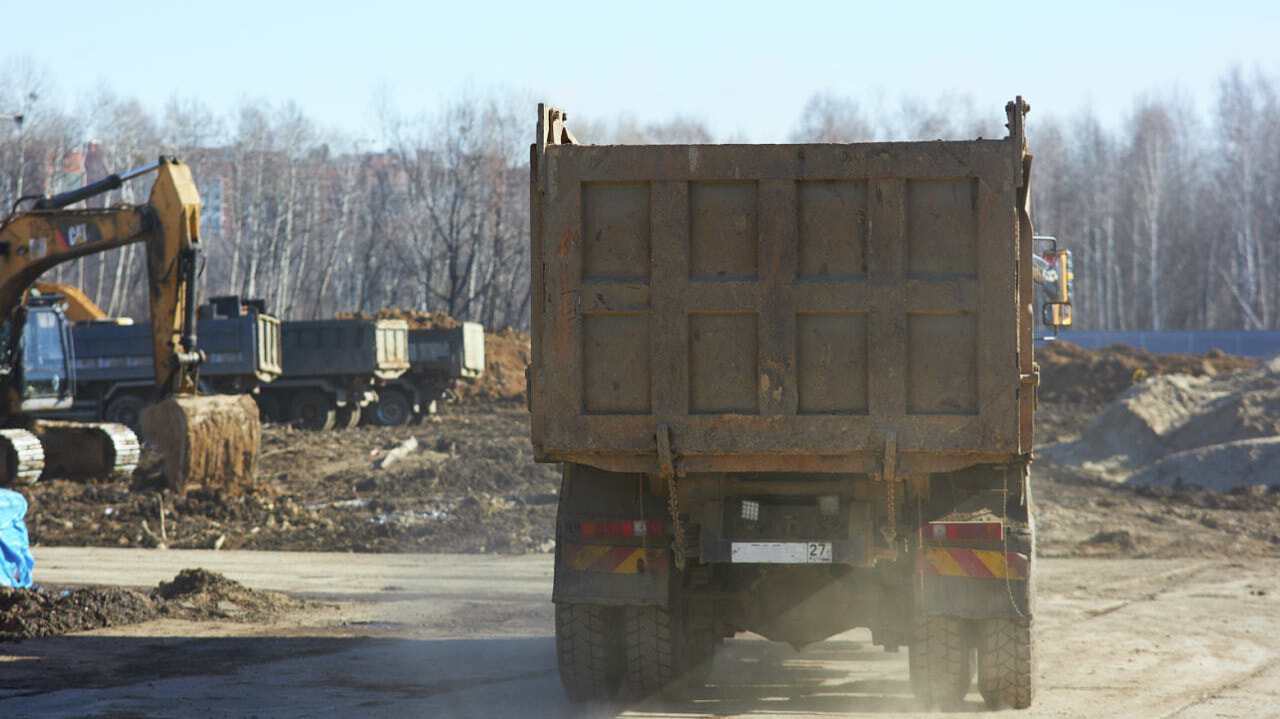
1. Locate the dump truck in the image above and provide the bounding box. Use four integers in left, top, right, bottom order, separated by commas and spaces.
367, 322, 485, 425
45, 298, 282, 427
529, 99, 1072, 709
255, 317, 410, 429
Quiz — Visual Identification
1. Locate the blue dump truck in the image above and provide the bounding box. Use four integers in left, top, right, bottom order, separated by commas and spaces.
369, 322, 486, 425
254, 317, 410, 430
61, 296, 282, 427
60, 294, 482, 431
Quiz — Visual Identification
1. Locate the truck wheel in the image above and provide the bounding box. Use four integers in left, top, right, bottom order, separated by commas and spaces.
371, 390, 412, 426
978, 616, 1033, 709
288, 391, 336, 430
255, 394, 282, 423
555, 603, 622, 702
335, 403, 362, 430
622, 605, 678, 699
104, 394, 146, 429
621, 605, 713, 699
909, 615, 974, 709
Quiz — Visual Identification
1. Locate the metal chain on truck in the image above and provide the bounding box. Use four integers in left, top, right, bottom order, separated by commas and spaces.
880, 432, 898, 545
667, 472, 686, 571
657, 424, 686, 571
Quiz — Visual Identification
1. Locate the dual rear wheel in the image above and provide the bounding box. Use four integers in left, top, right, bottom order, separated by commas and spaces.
909, 614, 1034, 710
555, 603, 716, 703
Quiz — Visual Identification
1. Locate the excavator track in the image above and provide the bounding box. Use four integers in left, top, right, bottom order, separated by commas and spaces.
0, 428, 45, 485
32, 420, 141, 479
89, 422, 142, 476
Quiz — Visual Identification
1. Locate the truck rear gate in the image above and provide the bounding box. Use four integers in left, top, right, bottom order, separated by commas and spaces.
530, 108, 1034, 478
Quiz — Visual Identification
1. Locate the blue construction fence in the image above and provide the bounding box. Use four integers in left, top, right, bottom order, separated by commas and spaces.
1047, 331, 1280, 359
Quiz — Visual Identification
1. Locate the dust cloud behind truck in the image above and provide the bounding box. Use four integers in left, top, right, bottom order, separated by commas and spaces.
529, 98, 1070, 709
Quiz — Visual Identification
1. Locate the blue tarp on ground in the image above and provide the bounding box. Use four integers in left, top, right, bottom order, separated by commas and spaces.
0, 488, 34, 588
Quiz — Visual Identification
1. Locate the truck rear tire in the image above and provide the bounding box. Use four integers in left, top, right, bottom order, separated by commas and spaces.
371, 390, 412, 426
978, 616, 1033, 709
622, 605, 677, 699
335, 403, 362, 430
104, 393, 146, 429
621, 605, 714, 700
909, 615, 974, 709
288, 391, 336, 431
555, 603, 622, 702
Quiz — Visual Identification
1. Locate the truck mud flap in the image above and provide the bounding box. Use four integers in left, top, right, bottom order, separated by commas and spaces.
914, 548, 1031, 618
554, 542, 669, 606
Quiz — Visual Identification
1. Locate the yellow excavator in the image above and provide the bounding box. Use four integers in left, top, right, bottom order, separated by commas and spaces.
0, 157, 260, 491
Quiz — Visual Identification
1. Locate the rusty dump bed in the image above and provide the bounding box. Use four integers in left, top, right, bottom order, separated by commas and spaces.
529, 101, 1036, 477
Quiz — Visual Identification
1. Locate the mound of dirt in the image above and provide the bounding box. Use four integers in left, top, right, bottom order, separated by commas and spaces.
1038, 341, 1257, 410
337, 308, 461, 330
460, 328, 530, 404
0, 568, 296, 641
157, 568, 302, 620
1041, 355, 1280, 490
0, 586, 156, 640
1034, 342, 1259, 444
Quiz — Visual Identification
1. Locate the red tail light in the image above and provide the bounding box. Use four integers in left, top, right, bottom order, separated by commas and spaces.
922, 522, 1002, 542
577, 520, 663, 538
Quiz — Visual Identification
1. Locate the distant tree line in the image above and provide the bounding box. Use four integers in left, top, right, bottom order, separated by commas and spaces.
2, 57, 1278, 331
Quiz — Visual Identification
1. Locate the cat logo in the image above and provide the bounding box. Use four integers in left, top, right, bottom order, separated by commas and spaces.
67, 223, 88, 246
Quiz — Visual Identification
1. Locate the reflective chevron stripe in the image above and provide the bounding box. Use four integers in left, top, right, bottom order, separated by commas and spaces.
561, 542, 668, 574
915, 547, 1028, 580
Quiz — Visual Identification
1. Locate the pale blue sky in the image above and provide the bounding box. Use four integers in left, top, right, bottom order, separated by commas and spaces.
6, 0, 1278, 142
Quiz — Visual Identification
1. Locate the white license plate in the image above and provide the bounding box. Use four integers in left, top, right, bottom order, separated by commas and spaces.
731, 541, 833, 564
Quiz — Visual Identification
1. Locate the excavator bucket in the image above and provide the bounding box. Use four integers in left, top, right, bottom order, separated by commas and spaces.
140, 394, 261, 494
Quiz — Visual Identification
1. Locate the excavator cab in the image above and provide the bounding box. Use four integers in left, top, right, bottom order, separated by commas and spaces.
11, 298, 76, 413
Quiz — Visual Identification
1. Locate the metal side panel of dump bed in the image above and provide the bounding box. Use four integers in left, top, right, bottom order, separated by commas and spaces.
74, 315, 278, 382
280, 319, 409, 380
529, 104, 1036, 477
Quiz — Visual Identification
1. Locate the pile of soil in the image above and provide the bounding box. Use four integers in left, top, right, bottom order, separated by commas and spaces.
1035, 342, 1258, 444
156, 568, 302, 620
1038, 342, 1257, 407
337, 308, 460, 329
459, 328, 530, 404
0, 569, 297, 641
1040, 356, 1280, 490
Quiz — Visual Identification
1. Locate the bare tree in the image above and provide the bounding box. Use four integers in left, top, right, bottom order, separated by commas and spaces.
791, 92, 872, 142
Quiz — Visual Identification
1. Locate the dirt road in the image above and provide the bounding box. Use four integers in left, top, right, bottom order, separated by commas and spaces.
2, 550, 1276, 718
